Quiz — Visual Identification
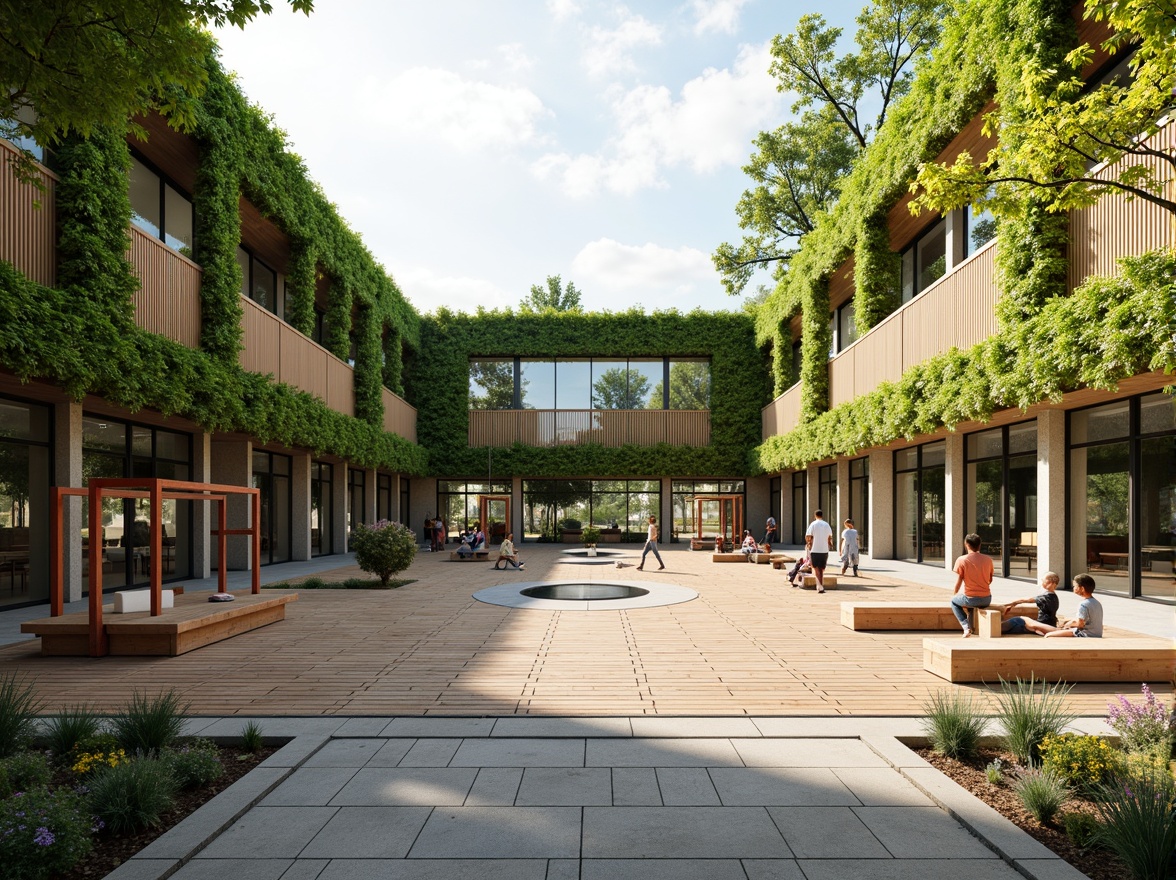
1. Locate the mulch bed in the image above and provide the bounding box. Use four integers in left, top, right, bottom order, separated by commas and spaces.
59, 744, 277, 879
915, 747, 1126, 880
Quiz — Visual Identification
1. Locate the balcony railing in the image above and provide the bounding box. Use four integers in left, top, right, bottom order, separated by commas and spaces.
128, 226, 201, 348
469, 409, 710, 448
762, 383, 802, 441
239, 296, 355, 417
0, 139, 56, 287
382, 387, 417, 443
1068, 123, 1174, 290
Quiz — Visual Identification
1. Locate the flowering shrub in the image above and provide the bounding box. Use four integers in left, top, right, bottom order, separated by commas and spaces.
1039, 733, 1121, 791
0, 753, 51, 798
1105, 684, 1175, 759
164, 739, 223, 789
70, 747, 127, 777
351, 520, 417, 587
0, 787, 93, 880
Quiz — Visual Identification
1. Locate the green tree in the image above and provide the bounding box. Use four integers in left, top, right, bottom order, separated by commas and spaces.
521, 275, 582, 312
593, 367, 648, 409
469, 359, 515, 409
650, 361, 711, 410
912, 0, 1176, 219
0, 1, 314, 149
716, 0, 946, 294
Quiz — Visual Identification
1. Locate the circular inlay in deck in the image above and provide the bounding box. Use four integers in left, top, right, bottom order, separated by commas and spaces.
472, 580, 697, 611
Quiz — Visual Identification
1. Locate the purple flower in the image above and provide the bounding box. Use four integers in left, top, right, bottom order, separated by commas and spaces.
91, 818, 105, 833
33, 827, 54, 847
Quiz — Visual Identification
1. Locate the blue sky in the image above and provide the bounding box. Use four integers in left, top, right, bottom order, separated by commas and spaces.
214, 1, 860, 314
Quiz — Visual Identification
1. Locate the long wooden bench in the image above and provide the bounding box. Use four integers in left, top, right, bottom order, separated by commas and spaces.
923, 637, 1176, 683
21, 591, 297, 657
841, 602, 1035, 631
712, 552, 771, 563
449, 551, 490, 562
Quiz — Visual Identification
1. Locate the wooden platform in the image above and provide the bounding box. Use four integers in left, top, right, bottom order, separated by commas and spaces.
923, 636, 1176, 683
840, 602, 1035, 631
21, 591, 297, 657
449, 551, 490, 561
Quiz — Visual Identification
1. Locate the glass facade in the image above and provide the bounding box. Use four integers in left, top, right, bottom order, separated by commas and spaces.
237, 246, 279, 314
377, 473, 394, 522
129, 154, 195, 257
849, 457, 869, 553
252, 451, 291, 565
469, 358, 709, 411
438, 481, 513, 542
525, 479, 663, 542
310, 462, 333, 557
791, 471, 807, 545
901, 218, 947, 303
81, 416, 192, 592
965, 420, 1038, 580
0, 398, 51, 608
670, 480, 745, 544
1070, 394, 1175, 602
895, 441, 945, 565
348, 468, 366, 533
817, 464, 837, 524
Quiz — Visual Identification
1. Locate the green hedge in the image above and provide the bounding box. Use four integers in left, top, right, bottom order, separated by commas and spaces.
412, 309, 767, 477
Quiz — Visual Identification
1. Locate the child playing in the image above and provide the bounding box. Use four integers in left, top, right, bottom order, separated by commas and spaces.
1042, 573, 1102, 638
1000, 571, 1060, 634
786, 545, 812, 587
839, 519, 860, 576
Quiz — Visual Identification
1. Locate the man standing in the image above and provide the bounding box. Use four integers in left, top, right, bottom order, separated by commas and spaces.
763, 514, 777, 545
636, 514, 664, 571
805, 509, 834, 593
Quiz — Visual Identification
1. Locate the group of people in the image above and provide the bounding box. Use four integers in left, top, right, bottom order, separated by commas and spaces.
952, 532, 1102, 638
782, 510, 859, 592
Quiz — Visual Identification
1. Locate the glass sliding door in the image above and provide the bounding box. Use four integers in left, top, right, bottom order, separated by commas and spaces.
894, 442, 945, 565
965, 420, 1037, 579
848, 458, 869, 552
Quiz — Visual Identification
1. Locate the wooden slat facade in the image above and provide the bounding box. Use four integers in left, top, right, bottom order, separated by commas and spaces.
761, 383, 803, 439
128, 226, 202, 348
1067, 123, 1174, 290
468, 409, 710, 448
0, 139, 56, 287
381, 388, 417, 443
239, 296, 355, 418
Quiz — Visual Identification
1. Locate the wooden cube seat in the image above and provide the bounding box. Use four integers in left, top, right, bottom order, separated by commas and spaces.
800, 575, 837, 589
923, 636, 1176, 683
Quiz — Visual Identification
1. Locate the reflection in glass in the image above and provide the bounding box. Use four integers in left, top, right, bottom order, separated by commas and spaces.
163, 184, 193, 254
849, 457, 869, 553
1140, 393, 1176, 435
896, 471, 918, 561
968, 459, 1003, 568
1071, 401, 1129, 444
1008, 453, 1037, 578
311, 462, 332, 557
556, 359, 591, 410
469, 358, 514, 409
592, 360, 630, 409
917, 221, 947, 293
1070, 442, 1130, 596
629, 360, 663, 409
520, 360, 555, 409
791, 472, 806, 545
921, 464, 945, 564
1140, 436, 1176, 601
668, 360, 711, 410
129, 157, 161, 238
966, 202, 996, 256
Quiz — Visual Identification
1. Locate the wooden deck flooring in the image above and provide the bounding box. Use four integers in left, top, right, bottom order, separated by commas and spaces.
0, 545, 1166, 716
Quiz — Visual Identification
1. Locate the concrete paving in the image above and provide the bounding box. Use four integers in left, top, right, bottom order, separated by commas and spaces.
104, 717, 1090, 880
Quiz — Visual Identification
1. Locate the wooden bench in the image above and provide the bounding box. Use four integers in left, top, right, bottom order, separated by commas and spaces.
770, 554, 796, 569
21, 591, 297, 657
712, 552, 749, 563
449, 551, 490, 562
840, 602, 1035, 631
923, 636, 1176, 683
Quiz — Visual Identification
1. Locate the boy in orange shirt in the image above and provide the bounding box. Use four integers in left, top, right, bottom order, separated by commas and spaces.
951, 533, 994, 638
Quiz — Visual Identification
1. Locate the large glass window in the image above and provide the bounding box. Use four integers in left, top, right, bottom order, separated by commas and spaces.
377, 473, 393, 522
966, 421, 1037, 580
670, 479, 744, 544
791, 471, 806, 545
0, 398, 51, 609
252, 451, 291, 565
238, 247, 277, 313
82, 416, 192, 592
310, 461, 333, 557
835, 300, 857, 353
895, 441, 945, 565
965, 202, 996, 256
901, 218, 947, 304
1070, 393, 1175, 602
438, 481, 513, 542
524, 479, 664, 542
128, 155, 194, 257
348, 468, 366, 533
469, 358, 711, 411
849, 457, 869, 553
818, 464, 837, 524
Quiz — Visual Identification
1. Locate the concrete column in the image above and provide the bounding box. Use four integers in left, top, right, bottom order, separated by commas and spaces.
290, 452, 311, 561
364, 468, 377, 526
805, 465, 819, 525
190, 432, 211, 579
835, 458, 850, 531
210, 438, 252, 570
334, 463, 350, 553
411, 478, 437, 546
54, 400, 83, 602
660, 477, 672, 541
1037, 409, 1066, 577
868, 448, 894, 559
945, 207, 966, 272
944, 432, 966, 572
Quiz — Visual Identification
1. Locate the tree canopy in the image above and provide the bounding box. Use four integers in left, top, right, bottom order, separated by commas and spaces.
0, 0, 314, 148
714, 0, 947, 295
521, 275, 582, 312
593, 367, 649, 410
911, 0, 1176, 219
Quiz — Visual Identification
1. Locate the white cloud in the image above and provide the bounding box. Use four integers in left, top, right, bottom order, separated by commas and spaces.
367, 67, 549, 151
691, 0, 751, 35
498, 43, 536, 73
396, 265, 517, 313
584, 9, 663, 78
571, 238, 716, 296
533, 41, 781, 197
548, 0, 581, 22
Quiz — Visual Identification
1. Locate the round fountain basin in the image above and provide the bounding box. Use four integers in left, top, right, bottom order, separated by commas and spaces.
521, 583, 649, 601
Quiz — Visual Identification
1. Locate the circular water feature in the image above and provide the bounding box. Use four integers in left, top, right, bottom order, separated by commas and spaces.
561, 548, 623, 557
521, 583, 649, 601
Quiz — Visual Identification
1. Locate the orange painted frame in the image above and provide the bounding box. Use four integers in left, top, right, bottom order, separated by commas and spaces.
49, 479, 261, 657
693, 494, 744, 544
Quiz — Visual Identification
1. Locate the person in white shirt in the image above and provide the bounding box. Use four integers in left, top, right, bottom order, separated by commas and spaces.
805, 509, 835, 593
636, 515, 664, 571
494, 533, 524, 570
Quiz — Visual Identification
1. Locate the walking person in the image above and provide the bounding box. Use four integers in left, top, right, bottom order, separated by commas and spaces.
636, 514, 664, 571
805, 509, 834, 593
951, 533, 994, 638
839, 518, 860, 576
763, 514, 777, 545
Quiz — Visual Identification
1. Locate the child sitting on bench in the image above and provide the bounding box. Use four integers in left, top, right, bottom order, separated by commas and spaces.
1001, 571, 1060, 634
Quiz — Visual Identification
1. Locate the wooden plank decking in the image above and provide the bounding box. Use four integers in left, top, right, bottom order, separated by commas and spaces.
2, 547, 1168, 716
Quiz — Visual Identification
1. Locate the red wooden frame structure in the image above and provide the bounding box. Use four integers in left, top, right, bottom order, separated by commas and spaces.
693, 494, 744, 544
49, 478, 261, 657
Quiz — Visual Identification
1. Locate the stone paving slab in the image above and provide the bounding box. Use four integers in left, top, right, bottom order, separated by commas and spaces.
315, 859, 548, 879
451, 737, 586, 767
581, 859, 753, 880
197, 806, 338, 859
516, 767, 612, 805
409, 806, 582, 858
261, 767, 358, 807
586, 737, 744, 767
582, 806, 794, 859
796, 861, 1020, 880
329, 768, 478, 806
301, 807, 432, 858
710, 767, 858, 806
